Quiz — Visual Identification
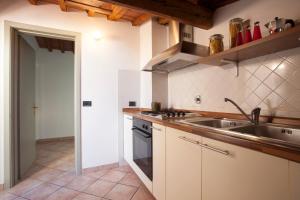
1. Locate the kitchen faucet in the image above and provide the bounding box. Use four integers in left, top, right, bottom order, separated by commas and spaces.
224, 98, 261, 125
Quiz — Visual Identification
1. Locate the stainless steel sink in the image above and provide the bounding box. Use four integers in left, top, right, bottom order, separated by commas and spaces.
230, 124, 300, 145
181, 118, 249, 129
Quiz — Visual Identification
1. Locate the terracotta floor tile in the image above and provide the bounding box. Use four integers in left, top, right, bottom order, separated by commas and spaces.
31, 168, 64, 182
72, 193, 102, 200
22, 183, 60, 200
101, 170, 126, 183
45, 188, 79, 200
84, 169, 110, 179
112, 165, 133, 173
66, 176, 97, 191
104, 184, 137, 200
98, 163, 119, 171
131, 186, 155, 200
119, 173, 141, 187
84, 180, 116, 197
0, 192, 18, 200
49, 172, 76, 186
8, 179, 42, 196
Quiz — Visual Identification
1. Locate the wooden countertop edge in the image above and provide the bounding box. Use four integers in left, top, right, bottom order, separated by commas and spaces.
123, 109, 300, 163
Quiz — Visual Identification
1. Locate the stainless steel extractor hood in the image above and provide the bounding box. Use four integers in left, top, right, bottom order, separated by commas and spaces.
143, 22, 208, 73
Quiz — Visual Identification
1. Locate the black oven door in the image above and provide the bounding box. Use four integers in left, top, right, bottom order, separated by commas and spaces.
132, 127, 152, 180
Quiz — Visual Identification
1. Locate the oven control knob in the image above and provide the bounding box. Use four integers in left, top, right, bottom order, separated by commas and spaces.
144, 125, 148, 130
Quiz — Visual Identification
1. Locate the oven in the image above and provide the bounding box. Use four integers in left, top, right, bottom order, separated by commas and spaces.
132, 117, 152, 180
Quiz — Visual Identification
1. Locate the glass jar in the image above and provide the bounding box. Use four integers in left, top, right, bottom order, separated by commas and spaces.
209, 34, 224, 55
229, 18, 243, 48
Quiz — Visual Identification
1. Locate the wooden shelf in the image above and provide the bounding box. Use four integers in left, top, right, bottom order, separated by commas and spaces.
198, 25, 300, 66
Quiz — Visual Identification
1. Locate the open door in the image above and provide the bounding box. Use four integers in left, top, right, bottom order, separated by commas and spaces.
19, 36, 36, 179
11, 31, 37, 184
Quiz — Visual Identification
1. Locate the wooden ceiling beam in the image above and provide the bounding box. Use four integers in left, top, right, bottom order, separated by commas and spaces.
132, 14, 151, 26
98, 0, 213, 29
87, 10, 96, 17
58, 0, 67, 11
28, 0, 38, 5
64, 0, 111, 16
158, 17, 170, 25
108, 5, 128, 21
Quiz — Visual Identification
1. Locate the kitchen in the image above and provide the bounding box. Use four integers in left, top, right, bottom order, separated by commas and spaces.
0, 0, 300, 200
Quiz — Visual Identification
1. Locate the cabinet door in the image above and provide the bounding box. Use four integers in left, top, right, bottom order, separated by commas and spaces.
289, 161, 300, 200
166, 128, 202, 200
202, 137, 289, 200
153, 123, 166, 200
123, 115, 133, 165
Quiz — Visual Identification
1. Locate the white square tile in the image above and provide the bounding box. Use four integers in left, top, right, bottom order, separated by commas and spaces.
254, 65, 272, 81
246, 93, 261, 108
286, 90, 300, 111
274, 60, 297, 80
246, 76, 261, 91
254, 84, 272, 100
264, 92, 284, 109
262, 54, 284, 71
275, 81, 295, 100
287, 69, 300, 89
263, 72, 284, 90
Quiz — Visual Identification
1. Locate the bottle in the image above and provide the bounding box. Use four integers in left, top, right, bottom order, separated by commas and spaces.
253, 21, 262, 40
236, 31, 243, 46
244, 26, 252, 43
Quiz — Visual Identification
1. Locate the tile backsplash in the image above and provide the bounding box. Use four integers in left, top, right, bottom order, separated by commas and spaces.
168, 47, 300, 118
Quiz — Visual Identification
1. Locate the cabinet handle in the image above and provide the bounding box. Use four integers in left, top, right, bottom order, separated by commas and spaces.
126, 117, 132, 120
178, 136, 200, 145
150, 126, 162, 131
202, 143, 230, 156
179, 136, 230, 156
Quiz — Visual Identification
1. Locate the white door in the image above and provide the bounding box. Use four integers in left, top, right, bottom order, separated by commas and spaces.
166, 127, 202, 200
19, 37, 36, 178
289, 161, 300, 200
123, 115, 133, 165
202, 137, 289, 200
153, 123, 166, 200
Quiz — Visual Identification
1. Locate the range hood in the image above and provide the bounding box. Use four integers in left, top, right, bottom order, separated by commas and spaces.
143, 22, 208, 73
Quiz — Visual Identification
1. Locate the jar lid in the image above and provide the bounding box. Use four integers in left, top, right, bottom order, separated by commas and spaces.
230, 18, 243, 23
210, 34, 224, 39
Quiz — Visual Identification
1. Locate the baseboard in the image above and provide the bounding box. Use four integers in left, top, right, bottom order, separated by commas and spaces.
0, 184, 4, 191
82, 162, 119, 173
36, 136, 74, 144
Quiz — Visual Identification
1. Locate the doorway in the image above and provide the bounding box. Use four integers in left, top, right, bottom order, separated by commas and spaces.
3, 21, 82, 188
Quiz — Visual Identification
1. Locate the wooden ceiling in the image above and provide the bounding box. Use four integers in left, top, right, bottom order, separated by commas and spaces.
35, 36, 74, 53
27, 0, 238, 29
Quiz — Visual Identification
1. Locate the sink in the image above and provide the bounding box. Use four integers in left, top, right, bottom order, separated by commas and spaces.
183, 119, 248, 128
230, 125, 300, 145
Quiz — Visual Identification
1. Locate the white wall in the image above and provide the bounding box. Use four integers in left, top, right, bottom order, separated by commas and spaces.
117, 70, 140, 164
0, 0, 140, 184
168, 0, 300, 118
35, 49, 74, 140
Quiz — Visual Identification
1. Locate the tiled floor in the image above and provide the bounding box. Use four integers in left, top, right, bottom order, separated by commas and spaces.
0, 140, 155, 200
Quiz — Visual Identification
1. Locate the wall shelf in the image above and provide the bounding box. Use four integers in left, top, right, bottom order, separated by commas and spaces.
198, 25, 300, 66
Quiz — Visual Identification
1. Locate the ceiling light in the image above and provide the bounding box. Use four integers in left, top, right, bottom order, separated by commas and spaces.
93, 31, 102, 41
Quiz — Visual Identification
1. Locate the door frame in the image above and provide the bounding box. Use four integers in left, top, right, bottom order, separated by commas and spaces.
3, 21, 82, 188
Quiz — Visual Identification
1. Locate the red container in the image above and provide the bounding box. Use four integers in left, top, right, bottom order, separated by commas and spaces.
236, 31, 243, 46
244, 26, 252, 43
253, 21, 262, 40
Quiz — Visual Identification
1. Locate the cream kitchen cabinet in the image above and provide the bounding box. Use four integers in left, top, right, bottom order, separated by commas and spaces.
166, 127, 202, 200
153, 123, 166, 200
289, 161, 300, 200
202, 137, 289, 200
123, 114, 133, 165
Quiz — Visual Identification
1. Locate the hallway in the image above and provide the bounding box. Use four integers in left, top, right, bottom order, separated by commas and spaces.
0, 140, 155, 200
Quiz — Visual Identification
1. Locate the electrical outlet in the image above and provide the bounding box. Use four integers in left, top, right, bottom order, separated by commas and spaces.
194, 95, 201, 104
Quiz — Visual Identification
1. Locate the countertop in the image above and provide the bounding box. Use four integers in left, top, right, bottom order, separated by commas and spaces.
123, 108, 300, 163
